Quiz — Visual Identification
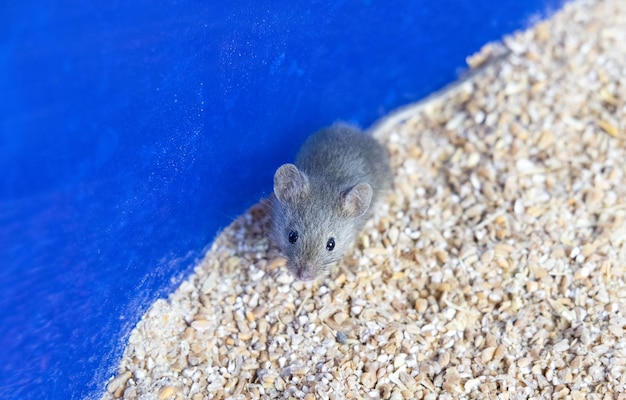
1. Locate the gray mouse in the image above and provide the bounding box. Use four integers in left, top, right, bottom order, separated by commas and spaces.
270, 122, 392, 281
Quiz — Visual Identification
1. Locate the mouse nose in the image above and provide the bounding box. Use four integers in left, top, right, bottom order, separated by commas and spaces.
294, 265, 316, 281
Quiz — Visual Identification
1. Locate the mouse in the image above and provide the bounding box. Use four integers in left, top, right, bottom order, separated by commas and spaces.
270, 122, 392, 281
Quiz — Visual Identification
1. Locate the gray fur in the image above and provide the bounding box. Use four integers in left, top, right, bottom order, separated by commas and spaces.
270, 122, 392, 281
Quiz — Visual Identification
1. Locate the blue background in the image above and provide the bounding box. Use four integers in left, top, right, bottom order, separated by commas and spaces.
1, 1, 564, 399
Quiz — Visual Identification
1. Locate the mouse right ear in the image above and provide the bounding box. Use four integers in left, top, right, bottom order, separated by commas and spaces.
274, 164, 309, 204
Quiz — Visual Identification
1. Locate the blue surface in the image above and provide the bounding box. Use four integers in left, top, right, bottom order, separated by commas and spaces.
1, 1, 564, 399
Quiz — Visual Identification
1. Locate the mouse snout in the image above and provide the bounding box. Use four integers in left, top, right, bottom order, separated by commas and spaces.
291, 263, 317, 281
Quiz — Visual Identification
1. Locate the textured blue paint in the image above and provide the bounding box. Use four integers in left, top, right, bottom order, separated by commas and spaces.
0, 0, 564, 398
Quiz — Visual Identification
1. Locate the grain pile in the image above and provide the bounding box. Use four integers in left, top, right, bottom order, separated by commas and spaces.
103, 0, 626, 398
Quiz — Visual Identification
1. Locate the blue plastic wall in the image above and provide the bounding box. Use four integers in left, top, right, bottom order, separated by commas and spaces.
1, 1, 564, 399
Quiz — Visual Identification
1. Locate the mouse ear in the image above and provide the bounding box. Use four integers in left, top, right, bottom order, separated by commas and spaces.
274, 164, 309, 204
341, 183, 372, 218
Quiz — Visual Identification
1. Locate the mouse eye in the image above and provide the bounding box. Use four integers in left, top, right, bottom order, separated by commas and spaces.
326, 237, 335, 251
288, 230, 299, 244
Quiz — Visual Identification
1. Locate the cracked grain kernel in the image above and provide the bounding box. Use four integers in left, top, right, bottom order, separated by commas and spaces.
361, 370, 377, 388
158, 386, 175, 399
414, 298, 428, 314
482, 347, 496, 362
599, 120, 619, 137
191, 319, 211, 331
553, 339, 570, 352
106, 371, 131, 398
442, 367, 462, 393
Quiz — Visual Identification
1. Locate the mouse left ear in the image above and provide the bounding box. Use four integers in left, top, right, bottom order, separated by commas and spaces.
341, 183, 372, 218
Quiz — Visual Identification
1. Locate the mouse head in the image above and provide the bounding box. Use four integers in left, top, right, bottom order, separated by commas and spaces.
271, 163, 372, 280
